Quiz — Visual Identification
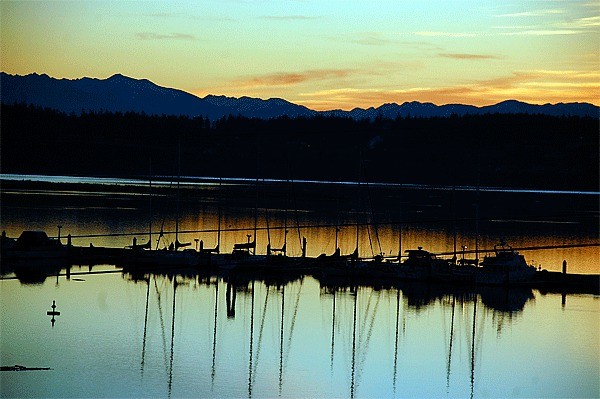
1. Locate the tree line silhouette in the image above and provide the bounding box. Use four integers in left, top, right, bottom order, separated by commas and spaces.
1, 102, 597, 190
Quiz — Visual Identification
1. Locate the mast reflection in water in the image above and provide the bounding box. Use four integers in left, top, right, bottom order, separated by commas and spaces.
1, 267, 597, 398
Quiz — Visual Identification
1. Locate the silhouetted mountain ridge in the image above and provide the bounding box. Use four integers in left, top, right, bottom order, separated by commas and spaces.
1, 72, 598, 119
203, 94, 315, 118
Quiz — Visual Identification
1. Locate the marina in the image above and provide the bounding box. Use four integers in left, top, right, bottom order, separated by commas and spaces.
1, 176, 598, 398
2, 1, 599, 397
1, 230, 598, 293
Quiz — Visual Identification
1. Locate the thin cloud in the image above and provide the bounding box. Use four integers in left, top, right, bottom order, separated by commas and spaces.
415, 31, 480, 38
136, 13, 178, 18
233, 62, 424, 88
336, 32, 440, 49
132, 13, 235, 22
352, 33, 392, 46
296, 70, 600, 110
259, 15, 321, 21
580, 1, 599, 7
352, 32, 438, 49
501, 29, 581, 36
136, 32, 197, 41
559, 15, 600, 28
198, 62, 423, 96
539, 70, 599, 79
237, 69, 355, 87
497, 9, 564, 18
492, 25, 537, 30
439, 53, 501, 60
494, 15, 598, 35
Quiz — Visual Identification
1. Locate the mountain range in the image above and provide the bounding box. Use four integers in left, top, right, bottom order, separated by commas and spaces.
1, 72, 598, 119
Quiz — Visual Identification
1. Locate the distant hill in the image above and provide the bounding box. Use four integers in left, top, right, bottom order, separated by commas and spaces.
322, 102, 479, 119
1, 72, 598, 119
323, 100, 599, 119
203, 94, 315, 119
0, 73, 228, 119
0, 72, 315, 120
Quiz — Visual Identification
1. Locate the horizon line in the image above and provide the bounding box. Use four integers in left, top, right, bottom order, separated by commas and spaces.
2, 173, 598, 196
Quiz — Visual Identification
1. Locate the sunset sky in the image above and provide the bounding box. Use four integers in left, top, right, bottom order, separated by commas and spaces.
1, 0, 598, 110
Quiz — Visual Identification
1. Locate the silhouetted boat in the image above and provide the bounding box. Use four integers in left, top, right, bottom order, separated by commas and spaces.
475, 242, 536, 285
398, 247, 451, 281
0, 231, 68, 282
1, 231, 66, 264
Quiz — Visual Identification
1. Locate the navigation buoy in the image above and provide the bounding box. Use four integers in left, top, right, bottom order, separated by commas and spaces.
46, 300, 60, 327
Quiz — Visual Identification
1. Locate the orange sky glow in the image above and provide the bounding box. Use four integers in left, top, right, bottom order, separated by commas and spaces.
1, 1, 598, 110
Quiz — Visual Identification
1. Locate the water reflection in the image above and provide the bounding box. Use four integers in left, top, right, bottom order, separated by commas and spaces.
117, 268, 537, 398
1, 266, 597, 398
46, 300, 60, 327
1, 180, 598, 397
1, 181, 598, 274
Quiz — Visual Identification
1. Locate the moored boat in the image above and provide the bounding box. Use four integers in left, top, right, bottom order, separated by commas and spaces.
1, 231, 66, 263
476, 242, 536, 286
398, 247, 452, 281
0, 231, 68, 282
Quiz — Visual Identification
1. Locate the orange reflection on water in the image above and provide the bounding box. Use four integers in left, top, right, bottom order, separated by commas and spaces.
1, 182, 598, 274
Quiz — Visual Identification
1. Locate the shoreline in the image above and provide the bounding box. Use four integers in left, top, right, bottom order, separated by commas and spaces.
2, 173, 599, 196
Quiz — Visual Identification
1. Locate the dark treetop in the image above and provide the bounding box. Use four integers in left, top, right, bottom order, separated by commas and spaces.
1, 103, 598, 191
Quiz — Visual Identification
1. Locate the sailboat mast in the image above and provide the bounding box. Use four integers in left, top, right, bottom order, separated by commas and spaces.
475, 183, 480, 265
149, 153, 152, 248
175, 138, 181, 248
475, 155, 481, 265
283, 182, 288, 256
355, 151, 362, 256
452, 185, 457, 260
254, 175, 258, 254
398, 186, 403, 261
355, 208, 360, 255
254, 138, 260, 254
264, 179, 271, 249
217, 178, 222, 253
398, 217, 403, 261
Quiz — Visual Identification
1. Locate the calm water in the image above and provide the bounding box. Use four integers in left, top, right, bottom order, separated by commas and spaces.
1, 273, 599, 398
1, 177, 599, 398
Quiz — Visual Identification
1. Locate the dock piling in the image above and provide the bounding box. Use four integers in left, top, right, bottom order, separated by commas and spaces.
302, 237, 307, 258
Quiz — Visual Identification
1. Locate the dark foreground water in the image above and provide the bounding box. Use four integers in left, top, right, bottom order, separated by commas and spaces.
1, 176, 599, 398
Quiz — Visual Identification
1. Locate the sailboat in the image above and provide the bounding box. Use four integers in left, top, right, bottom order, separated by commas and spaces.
214, 178, 266, 271
122, 141, 201, 270
216, 178, 310, 274
314, 159, 380, 281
